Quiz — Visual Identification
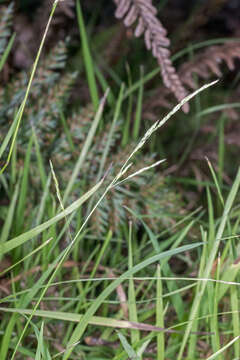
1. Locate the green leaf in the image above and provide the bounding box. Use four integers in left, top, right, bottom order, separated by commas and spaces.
0, 179, 103, 256
76, 0, 99, 110
117, 331, 139, 360
0, 33, 15, 72
0, 307, 169, 333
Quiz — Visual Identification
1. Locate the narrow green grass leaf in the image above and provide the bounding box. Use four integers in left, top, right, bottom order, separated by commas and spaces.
178, 167, 240, 360
128, 221, 140, 345
206, 336, 240, 360
0, 238, 52, 278
117, 331, 139, 360
231, 284, 240, 359
133, 66, 144, 140
209, 255, 221, 356
76, 0, 99, 110
160, 222, 195, 321
10, 140, 17, 187
0, 179, 103, 255
63, 90, 108, 203
124, 67, 160, 100
0, 0, 60, 173
113, 334, 156, 360
206, 157, 224, 207
0, 314, 17, 360
217, 261, 240, 301
32, 129, 47, 189
122, 63, 133, 146
187, 229, 208, 358
207, 186, 215, 250
197, 103, 240, 118
98, 83, 124, 179
34, 322, 52, 360
0, 33, 15, 72
136, 339, 151, 358
16, 135, 33, 233
141, 220, 160, 253
50, 160, 64, 212
95, 65, 116, 107
0, 308, 170, 333
0, 111, 18, 159
156, 265, 164, 360
57, 105, 75, 153
82, 230, 112, 300
218, 114, 225, 188
35, 175, 51, 227
35, 322, 44, 360
86, 82, 125, 215
0, 181, 19, 250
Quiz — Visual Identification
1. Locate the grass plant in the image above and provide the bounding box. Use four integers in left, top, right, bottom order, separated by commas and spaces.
1, 1, 240, 359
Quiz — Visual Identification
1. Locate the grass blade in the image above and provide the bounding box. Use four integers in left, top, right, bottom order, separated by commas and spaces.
156, 264, 164, 360
63, 90, 108, 203
0, 33, 15, 72
206, 336, 240, 360
117, 331, 139, 360
0, 0, 60, 173
0, 179, 103, 256
133, 66, 144, 140
0, 181, 19, 253
63, 242, 202, 359
15, 135, 33, 234
178, 167, 240, 359
76, 0, 99, 110
0, 308, 173, 333
128, 221, 140, 345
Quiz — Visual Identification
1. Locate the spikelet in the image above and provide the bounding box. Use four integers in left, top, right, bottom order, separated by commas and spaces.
113, 0, 189, 112
0, 2, 14, 57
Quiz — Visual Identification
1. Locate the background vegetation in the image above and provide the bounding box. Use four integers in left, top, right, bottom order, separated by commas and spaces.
1, 0, 240, 358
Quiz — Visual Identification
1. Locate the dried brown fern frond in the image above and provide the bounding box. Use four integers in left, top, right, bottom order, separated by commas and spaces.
179, 41, 240, 89
143, 41, 240, 120
113, 0, 189, 112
